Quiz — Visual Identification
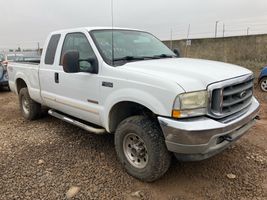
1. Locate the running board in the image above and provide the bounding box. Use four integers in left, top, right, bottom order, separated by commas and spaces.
48, 109, 106, 134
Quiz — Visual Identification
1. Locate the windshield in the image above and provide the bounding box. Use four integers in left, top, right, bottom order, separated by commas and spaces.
90, 30, 176, 66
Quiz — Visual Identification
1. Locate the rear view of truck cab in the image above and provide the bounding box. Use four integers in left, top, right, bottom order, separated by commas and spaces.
7, 27, 260, 182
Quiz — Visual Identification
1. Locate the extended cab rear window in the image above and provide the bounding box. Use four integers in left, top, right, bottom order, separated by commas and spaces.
45, 34, 61, 65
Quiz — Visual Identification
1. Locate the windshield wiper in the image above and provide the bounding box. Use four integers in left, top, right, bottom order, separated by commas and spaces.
151, 54, 176, 59
113, 56, 145, 62
113, 54, 176, 63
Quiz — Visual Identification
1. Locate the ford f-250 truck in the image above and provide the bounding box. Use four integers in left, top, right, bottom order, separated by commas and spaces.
8, 27, 260, 182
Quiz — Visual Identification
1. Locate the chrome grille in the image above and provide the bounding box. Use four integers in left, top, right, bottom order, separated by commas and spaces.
208, 74, 254, 118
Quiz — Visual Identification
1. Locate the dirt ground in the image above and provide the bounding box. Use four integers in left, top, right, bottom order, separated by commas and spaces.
0, 88, 266, 200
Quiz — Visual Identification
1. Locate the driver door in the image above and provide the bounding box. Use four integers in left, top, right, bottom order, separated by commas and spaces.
48, 32, 101, 125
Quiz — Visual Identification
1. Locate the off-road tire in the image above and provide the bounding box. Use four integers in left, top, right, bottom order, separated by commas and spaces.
19, 88, 41, 120
115, 115, 171, 182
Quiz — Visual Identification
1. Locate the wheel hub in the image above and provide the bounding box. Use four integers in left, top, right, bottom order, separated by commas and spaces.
131, 144, 145, 157
261, 80, 267, 92
22, 96, 30, 114
123, 133, 148, 169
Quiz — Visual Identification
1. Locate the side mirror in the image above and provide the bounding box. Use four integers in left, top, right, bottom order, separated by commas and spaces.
62, 51, 80, 73
173, 48, 181, 57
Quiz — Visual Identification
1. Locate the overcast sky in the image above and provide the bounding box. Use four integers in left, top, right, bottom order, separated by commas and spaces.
1, 0, 267, 49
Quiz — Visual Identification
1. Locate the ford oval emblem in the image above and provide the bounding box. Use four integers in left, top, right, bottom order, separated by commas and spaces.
239, 91, 247, 98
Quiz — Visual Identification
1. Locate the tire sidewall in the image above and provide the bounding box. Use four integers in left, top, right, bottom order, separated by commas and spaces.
19, 88, 31, 119
19, 88, 41, 120
115, 116, 170, 182
116, 122, 154, 175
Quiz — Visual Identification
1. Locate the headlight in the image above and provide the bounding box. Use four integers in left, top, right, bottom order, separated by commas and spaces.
172, 91, 208, 118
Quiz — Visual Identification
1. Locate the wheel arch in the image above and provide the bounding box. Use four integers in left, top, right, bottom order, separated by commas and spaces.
103, 88, 171, 133
16, 78, 28, 94
259, 75, 267, 82
107, 101, 157, 133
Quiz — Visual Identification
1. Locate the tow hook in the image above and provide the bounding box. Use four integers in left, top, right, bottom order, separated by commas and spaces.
255, 115, 260, 120
221, 135, 234, 142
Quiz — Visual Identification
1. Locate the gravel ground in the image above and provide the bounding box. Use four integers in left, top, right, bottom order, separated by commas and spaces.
0, 88, 266, 200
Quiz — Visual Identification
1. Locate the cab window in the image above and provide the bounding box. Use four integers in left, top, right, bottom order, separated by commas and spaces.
45, 34, 61, 65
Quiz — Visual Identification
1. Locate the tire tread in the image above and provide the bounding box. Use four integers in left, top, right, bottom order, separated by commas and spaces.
115, 115, 171, 182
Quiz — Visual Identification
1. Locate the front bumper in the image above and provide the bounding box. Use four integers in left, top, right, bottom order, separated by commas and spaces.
158, 97, 260, 161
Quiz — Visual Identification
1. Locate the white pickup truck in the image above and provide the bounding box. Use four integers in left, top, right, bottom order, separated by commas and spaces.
8, 27, 259, 182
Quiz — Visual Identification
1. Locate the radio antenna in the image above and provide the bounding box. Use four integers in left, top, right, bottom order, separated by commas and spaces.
111, 0, 114, 66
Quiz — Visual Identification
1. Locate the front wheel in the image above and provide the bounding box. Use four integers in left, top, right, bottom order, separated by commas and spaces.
115, 115, 171, 182
260, 77, 267, 92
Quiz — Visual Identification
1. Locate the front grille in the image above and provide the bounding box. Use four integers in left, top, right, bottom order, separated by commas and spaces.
209, 75, 254, 118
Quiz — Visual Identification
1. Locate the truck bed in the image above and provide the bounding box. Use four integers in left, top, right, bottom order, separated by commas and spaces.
8, 61, 42, 103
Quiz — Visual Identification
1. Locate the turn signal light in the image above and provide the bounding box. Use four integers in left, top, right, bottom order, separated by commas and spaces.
172, 110, 181, 118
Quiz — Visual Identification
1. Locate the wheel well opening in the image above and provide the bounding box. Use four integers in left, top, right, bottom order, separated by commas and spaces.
16, 78, 27, 94
260, 76, 267, 81
109, 101, 155, 133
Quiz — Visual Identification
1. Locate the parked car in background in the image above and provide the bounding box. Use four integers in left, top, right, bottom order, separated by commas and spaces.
5, 53, 24, 62
259, 66, 267, 92
0, 53, 24, 69
5, 53, 41, 64
0, 53, 10, 90
18, 56, 41, 63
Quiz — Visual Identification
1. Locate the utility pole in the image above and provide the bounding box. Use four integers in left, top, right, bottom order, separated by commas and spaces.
37, 42, 40, 55
215, 21, 219, 38
186, 24, 191, 40
170, 28, 173, 50
223, 23, 225, 38
185, 24, 191, 57
247, 27, 250, 36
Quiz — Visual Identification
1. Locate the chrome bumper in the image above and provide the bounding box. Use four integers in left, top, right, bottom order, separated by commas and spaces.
158, 97, 260, 161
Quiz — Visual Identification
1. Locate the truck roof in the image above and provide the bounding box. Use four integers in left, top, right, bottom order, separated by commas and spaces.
50, 27, 141, 35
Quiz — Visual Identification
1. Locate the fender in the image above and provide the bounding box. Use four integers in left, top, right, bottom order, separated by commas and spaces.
14, 72, 42, 103
101, 88, 172, 132
14, 72, 30, 94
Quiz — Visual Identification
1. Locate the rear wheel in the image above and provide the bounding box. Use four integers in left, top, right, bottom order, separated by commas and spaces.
19, 88, 41, 120
260, 77, 267, 92
115, 115, 171, 182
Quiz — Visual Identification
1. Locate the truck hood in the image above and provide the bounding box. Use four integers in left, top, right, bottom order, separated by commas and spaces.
122, 58, 252, 92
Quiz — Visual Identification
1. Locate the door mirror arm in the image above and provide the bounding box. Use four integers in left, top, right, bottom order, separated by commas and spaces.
173, 48, 181, 57
79, 58, 98, 74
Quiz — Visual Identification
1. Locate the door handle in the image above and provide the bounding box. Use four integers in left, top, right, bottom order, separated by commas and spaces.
55, 72, 59, 83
